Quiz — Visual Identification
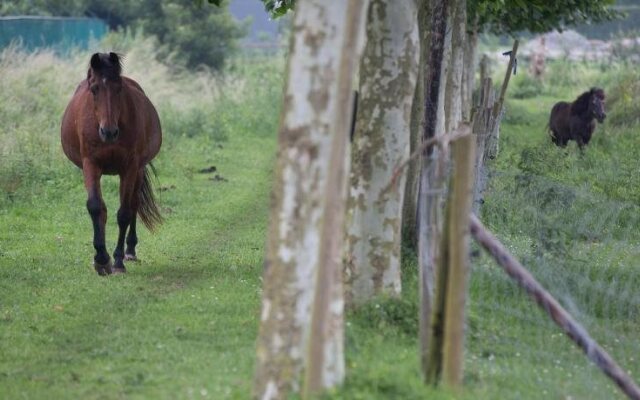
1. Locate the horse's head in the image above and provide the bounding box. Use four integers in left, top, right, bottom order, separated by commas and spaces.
87, 52, 123, 143
589, 87, 606, 123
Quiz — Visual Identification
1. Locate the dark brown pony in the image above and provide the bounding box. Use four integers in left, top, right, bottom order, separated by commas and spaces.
61, 52, 162, 275
548, 87, 606, 149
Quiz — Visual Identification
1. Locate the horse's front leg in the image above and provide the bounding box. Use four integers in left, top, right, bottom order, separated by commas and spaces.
576, 136, 586, 152
112, 167, 140, 273
83, 159, 111, 275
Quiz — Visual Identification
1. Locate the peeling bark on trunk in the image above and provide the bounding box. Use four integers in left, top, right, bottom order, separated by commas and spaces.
253, 2, 368, 399
345, 0, 419, 307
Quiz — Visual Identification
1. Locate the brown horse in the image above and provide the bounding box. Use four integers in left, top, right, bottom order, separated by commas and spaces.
61, 52, 162, 275
548, 87, 606, 150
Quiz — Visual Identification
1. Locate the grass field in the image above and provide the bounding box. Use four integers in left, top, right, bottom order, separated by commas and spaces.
1, 41, 639, 399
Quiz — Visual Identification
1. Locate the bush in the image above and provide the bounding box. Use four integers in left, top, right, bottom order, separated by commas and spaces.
605, 68, 640, 127
142, 0, 248, 70
510, 74, 544, 99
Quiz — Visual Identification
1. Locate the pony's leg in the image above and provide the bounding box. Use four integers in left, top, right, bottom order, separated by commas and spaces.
124, 171, 142, 261
82, 160, 111, 275
124, 218, 138, 261
112, 168, 138, 273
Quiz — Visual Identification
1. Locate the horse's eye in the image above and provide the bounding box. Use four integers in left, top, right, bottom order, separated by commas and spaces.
90, 85, 98, 95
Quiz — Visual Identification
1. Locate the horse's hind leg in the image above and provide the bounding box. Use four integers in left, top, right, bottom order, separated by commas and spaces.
83, 160, 111, 275
112, 168, 140, 273
124, 172, 142, 261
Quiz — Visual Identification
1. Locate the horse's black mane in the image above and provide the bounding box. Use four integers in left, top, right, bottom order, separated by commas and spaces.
87, 52, 123, 81
571, 87, 604, 116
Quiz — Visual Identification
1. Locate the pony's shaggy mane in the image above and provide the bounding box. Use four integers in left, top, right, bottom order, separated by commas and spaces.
571, 87, 604, 116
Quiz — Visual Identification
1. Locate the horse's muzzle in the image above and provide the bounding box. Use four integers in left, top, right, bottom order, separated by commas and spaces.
597, 114, 606, 123
99, 126, 120, 143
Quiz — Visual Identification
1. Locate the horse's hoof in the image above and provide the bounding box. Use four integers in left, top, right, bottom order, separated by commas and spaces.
111, 267, 127, 274
94, 260, 113, 276
124, 254, 138, 261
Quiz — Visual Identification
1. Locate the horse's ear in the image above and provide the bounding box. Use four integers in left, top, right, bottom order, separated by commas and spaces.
90, 53, 102, 71
108, 52, 122, 76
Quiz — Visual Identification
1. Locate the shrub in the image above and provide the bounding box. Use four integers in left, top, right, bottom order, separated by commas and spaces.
606, 68, 640, 127
510, 74, 544, 99
141, 0, 248, 70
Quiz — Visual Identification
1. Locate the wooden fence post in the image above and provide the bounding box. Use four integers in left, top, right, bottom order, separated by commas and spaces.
442, 133, 476, 387
424, 125, 473, 385
472, 78, 495, 213
486, 39, 518, 160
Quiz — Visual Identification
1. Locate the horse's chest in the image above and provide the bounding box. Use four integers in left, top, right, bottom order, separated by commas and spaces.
92, 147, 134, 175
571, 118, 595, 137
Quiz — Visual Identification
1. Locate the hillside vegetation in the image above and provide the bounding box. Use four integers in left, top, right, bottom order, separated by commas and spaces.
1, 37, 639, 399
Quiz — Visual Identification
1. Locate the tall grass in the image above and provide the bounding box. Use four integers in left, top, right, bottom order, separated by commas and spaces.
470, 57, 640, 399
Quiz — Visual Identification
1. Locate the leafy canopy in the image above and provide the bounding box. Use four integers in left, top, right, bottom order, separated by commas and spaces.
253, 0, 621, 34
469, 0, 622, 35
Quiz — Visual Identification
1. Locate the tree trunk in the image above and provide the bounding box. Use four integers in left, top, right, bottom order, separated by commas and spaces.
462, 20, 478, 122
344, 0, 420, 307
444, 0, 465, 132
418, 0, 448, 381
420, 0, 466, 383
404, 0, 431, 250
253, 1, 368, 399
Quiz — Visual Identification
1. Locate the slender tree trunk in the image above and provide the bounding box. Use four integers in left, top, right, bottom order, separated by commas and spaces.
418, 0, 448, 381
344, 0, 419, 307
422, 0, 467, 384
444, 0, 465, 132
404, 0, 431, 249
253, 2, 368, 398
462, 19, 478, 121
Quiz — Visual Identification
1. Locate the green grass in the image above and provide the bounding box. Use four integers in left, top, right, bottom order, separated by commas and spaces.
2, 42, 640, 399
0, 43, 278, 399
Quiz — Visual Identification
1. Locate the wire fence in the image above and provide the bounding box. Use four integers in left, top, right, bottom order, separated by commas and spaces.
467, 167, 640, 398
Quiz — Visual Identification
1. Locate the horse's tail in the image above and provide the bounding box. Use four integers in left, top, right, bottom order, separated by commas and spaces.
138, 163, 163, 232
546, 122, 555, 141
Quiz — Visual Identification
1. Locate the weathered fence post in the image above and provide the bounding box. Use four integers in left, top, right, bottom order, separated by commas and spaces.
479, 54, 491, 84
471, 78, 495, 213
424, 124, 473, 385
486, 39, 518, 160
442, 133, 476, 387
